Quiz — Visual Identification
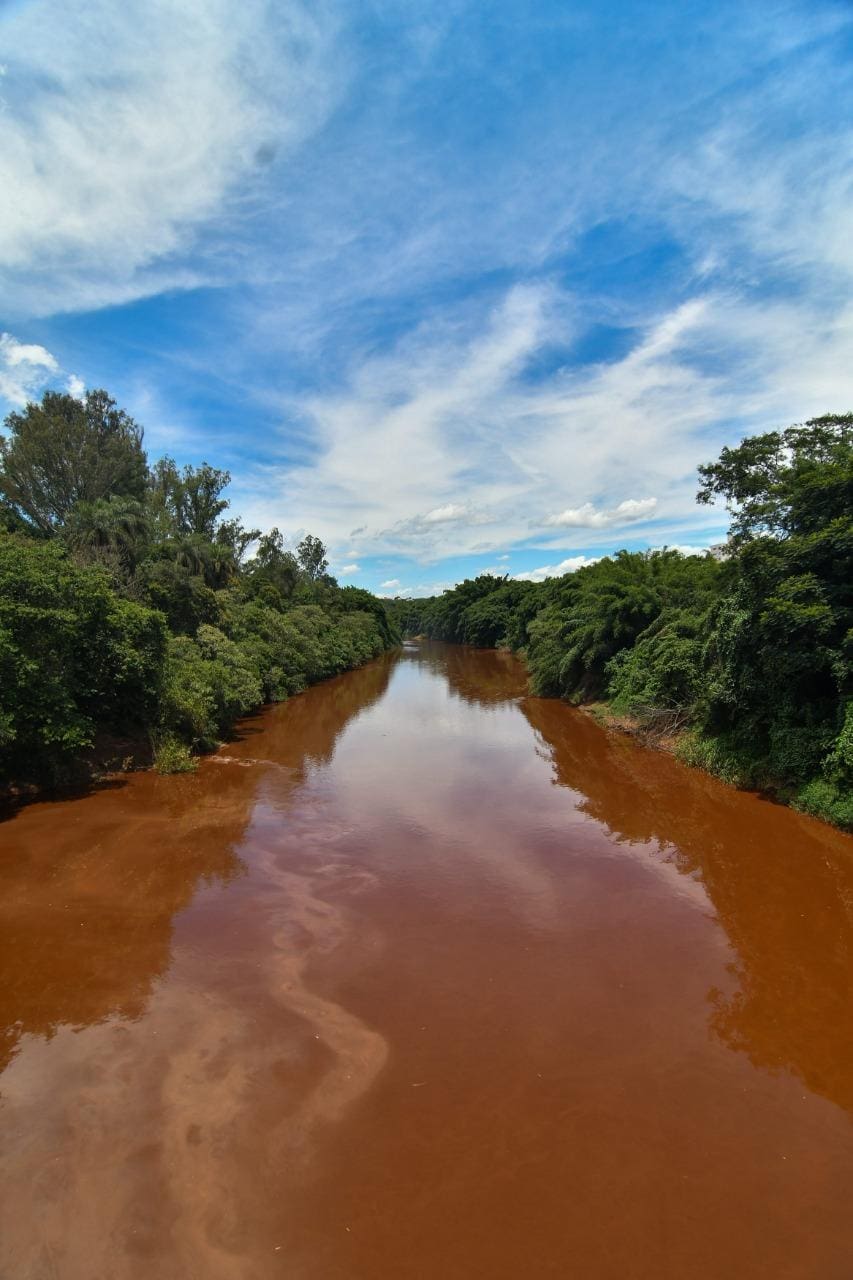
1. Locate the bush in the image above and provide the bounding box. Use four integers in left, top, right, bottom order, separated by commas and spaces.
793, 778, 853, 830
153, 735, 197, 774
158, 629, 262, 750
607, 609, 705, 722
674, 730, 765, 789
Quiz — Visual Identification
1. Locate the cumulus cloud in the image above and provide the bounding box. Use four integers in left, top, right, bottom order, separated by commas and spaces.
513, 556, 597, 584
66, 374, 86, 401
380, 578, 401, 589
543, 497, 658, 530
337, 562, 360, 575
651, 543, 711, 557
0, 332, 58, 406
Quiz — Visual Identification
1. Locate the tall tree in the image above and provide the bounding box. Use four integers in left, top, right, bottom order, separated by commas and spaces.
296, 533, 328, 581
146, 458, 231, 540
245, 528, 299, 600
216, 517, 260, 565
697, 413, 853, 542
0, 389, 147, 534
179, 463, 231, 539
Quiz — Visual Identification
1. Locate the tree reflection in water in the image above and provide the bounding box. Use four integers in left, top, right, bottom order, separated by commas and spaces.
521, 693, 853, 1115
0, 652, 396, 1072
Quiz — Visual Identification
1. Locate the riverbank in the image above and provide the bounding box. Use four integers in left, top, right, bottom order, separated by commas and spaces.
0, 644, 402, 803
481, 636, 851, 833
574, 694, 852, 832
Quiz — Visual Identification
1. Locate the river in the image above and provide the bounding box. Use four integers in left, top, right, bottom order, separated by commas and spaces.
2, 641, 853, 1279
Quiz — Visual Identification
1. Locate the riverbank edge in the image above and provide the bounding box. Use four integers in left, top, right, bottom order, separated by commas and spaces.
567, 697, 852, 833
482, 640, 850, 834
0, 646, 402, 806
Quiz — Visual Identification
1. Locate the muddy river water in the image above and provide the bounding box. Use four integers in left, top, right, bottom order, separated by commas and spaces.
2, 642, 853, 1279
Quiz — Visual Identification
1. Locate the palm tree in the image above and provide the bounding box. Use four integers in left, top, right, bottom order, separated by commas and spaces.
65, 496, 149, 574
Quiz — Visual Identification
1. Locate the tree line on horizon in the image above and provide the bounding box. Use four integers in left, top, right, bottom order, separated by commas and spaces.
0, 388, 398, 781
387, 414, 853, 831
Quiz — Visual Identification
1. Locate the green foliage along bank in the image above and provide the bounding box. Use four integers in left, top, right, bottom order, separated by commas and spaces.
388, 415, 853, 831
0, 389, 398, 784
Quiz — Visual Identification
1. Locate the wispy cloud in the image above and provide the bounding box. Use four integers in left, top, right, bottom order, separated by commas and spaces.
3, 0, 852, 589
0, 0, 342, 317
249, 276, 853, 563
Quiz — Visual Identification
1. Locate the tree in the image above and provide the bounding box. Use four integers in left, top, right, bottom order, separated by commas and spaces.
0, 389, 147, 534
296, 533, 328, 581
245, 528, 300, 601
0, 533, 166, 775
216, 517, 260, 565
697, 413, 853, 543
64, 496, 149, 575
146, 457, 231, 540
179, 463, 231, 538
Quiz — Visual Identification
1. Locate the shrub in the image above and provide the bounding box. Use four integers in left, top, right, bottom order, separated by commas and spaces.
793, 778, 853, 830
153, 735, 197, 774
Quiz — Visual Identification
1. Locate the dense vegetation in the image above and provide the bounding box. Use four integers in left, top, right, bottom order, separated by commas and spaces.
0, 389, 398, 782
389, 415, 852, 830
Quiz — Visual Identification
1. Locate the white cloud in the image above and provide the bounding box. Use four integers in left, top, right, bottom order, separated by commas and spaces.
231, 7, 853, 568
0, 331, 58, 406
651, 543, 711, 557
380, 578, 401, 589
258, 282, 553, 561
337, 562, 360, 575
67, 374, 85, 401
543, 497, 658, 529
513, 556, 597, 584
0, 0, 342, 316
422, 503, 469, 524
229, 273, 853, 571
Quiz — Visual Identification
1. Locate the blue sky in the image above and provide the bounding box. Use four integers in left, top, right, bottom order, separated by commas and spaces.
1, 0, 852, 595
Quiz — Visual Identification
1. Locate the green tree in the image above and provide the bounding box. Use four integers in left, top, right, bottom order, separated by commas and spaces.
63, 496, 149, 576
296, 533, 329, 582
245, 528, 300, 601
0, 389, 148, 534
216, 517, 261, 565
0, 533, 166, 776
146, 457, 231, 540
697, 413, 853, 543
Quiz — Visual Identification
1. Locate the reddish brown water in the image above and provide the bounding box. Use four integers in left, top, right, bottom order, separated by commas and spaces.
2, 642, 853, 1279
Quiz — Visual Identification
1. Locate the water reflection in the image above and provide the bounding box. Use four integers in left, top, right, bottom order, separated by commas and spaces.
402, 640, 527, 704
0, 652, 396, 1072
521, 694, 853, 1114
3, 642, 853, 1279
